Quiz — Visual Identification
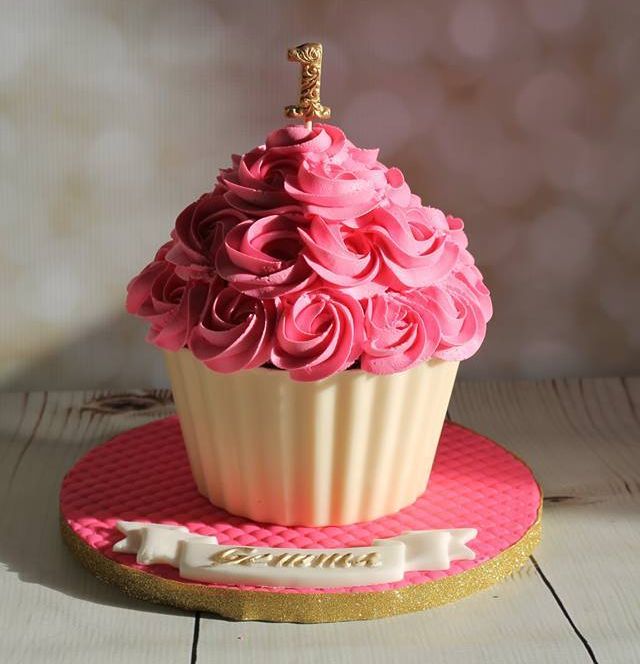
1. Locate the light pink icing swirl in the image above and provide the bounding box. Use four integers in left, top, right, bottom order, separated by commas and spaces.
222, 124, 348, 216
414, 262, 493, 362
361, 292, 440, 374
299, 216, 384, 298
271, 289, 364, 381
284, 144, 387, 220
127, 123, 492, 380
299, 204, 460, 296
340, 206, 460, 289
189, 281, 277, 372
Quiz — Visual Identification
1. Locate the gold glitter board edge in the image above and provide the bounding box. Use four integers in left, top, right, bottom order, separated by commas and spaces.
60, 511, 541, 623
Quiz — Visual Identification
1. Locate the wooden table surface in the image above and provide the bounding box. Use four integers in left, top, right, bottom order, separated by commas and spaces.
1, 378, 638, 663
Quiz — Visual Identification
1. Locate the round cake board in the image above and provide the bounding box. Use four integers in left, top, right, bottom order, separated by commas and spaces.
60, 417, 542, 623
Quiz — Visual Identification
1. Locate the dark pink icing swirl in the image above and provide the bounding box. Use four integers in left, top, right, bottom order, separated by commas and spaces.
126, 249, 209, 351
189, 281, 277, 372
216, 213, 315, 298
166, 191, 246, 279
127, 123, 492, 380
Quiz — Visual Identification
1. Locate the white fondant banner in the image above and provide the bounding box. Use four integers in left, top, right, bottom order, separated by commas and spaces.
114, 521, 477, 588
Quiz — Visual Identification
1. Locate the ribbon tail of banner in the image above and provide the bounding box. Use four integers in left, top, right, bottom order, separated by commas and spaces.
447, 528, 478, 563
113, 521, 218, 566
378, 528, 478, 572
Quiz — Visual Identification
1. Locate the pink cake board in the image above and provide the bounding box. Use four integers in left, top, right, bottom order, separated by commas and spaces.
60, 417, 542, 623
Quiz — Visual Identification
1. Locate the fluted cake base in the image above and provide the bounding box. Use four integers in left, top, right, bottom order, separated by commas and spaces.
165, 349, 459, 526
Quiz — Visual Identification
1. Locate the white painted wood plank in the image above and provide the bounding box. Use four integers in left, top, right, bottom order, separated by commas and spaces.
450, 378, 640, 664
197, 561, 588, 664
0, 390, 193, 664
5, 381, 638, 663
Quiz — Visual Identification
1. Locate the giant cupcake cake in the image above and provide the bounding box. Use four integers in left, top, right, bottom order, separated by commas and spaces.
59, 44, 542, 623
125, 43, 492, 527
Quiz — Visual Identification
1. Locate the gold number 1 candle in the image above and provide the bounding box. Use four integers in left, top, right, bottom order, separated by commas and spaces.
285, 42, 331, 124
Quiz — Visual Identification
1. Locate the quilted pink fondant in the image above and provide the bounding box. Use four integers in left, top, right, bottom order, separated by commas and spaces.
60, 418, 540, 594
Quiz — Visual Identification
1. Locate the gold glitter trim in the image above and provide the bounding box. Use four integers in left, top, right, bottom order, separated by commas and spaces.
60, 510, 541, 623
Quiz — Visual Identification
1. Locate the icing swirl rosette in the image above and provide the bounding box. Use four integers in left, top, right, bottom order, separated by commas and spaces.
126, 245, 209, 352
166, 191, 246, 280
189, 281, 278, 372
361, 291, 440, 374
272, 288, 364, 381
216, 213, 315, 297
127, 123, 492, 380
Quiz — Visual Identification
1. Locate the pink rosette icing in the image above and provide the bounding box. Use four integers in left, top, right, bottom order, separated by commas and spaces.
189, 282, 277, 372
222, 146, 300, 214
166, 192, 246, 279
361, 292, 440, 374
284, 140, 387, 221
126, 253, 208, 352
284, 154, 386, 220
216, 213, 315, 298
126, 122, 492, 380
340, 205, 460, 289
300, 204, 461, 295
271, 289, 364, 381
414, 264, 493, 362
222, 124, 348, 215
299, 216, 384, 298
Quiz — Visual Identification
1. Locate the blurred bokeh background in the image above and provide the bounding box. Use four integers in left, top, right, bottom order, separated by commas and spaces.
2, 0, 639, 389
